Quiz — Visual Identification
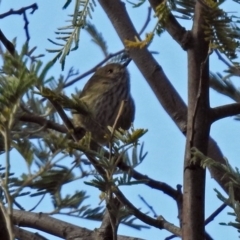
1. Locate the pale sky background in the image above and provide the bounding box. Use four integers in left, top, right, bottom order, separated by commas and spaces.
1, 1, 240, 239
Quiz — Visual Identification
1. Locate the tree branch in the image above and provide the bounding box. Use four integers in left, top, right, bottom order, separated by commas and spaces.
214, 50, 232, 68
14, 226, 47, 240
114, 187, 181, 237
148, 0, 192, 50
205, 203, 227, 226
13, 209, 94, 240
139, 7, 152, 36
183, 1, 210, 239
0, 3, 38, 41
0, 4, 38, 19
13, 209, 142, 240
210, 103, 240, 123
118, 162, 180, 201
19, 113, 68, 133
0, 30, 15, 55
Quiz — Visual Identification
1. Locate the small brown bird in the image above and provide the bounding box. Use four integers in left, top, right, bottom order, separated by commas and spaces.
72, 63, 135, 143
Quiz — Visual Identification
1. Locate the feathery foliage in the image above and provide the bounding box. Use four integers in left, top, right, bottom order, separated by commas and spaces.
202, 1, 240, 60
47, 0, 96, 70
210, 72, 240, 102
85, 22, 108, 57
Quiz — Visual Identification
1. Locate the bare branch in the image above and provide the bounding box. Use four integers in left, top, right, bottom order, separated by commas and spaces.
13, 210, 142, 240
114, 187, 181, 237
214, 50, 232, 68
138, 195, 158, 217
205, 203, 227, 226
19, 113, 68, 133
118, 162, 180, 200
14, 226, 47, 240
210, 103, 240, 123
139, 7, 152, 36
0, 4, 38, 41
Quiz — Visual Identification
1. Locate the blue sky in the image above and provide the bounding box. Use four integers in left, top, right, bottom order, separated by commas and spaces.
1, 1, 240, 239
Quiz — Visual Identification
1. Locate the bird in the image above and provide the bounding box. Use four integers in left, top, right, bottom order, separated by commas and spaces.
72, 63, 135, 144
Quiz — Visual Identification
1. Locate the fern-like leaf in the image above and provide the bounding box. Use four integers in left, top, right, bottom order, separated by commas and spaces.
47, 0, 96, 70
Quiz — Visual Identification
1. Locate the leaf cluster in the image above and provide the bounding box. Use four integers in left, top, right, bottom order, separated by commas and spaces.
47, 0, 97, 70
203, 1, 240, 60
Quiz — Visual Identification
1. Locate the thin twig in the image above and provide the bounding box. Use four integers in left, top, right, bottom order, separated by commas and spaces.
118, 161, 179, 200
205, 203, 227, 225
63, 49, 125, 88
214, 49, 232, 68
114, 187, 182, 236
138, 195, 158, 217
28, 194, 46, 212
0, 3, 38, 41
139, 7, 152, 36
0, 4, 38, 19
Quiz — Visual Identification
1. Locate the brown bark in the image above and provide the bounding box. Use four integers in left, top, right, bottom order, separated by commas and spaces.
183, 2, 210, 239
13, 210, 142, 240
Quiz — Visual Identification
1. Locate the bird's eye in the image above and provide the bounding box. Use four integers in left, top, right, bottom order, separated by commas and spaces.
107, 69, 113, 74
